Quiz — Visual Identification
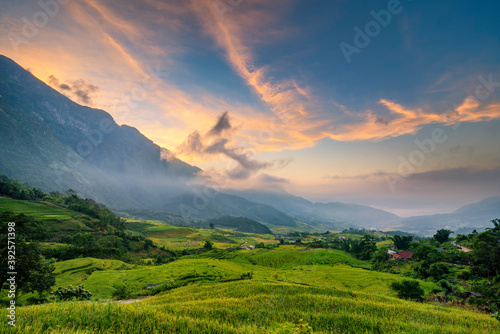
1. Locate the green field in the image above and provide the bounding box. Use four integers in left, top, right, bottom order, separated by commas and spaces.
2, 195, 499, 333
0, 197, 95, 237
23, 248, 440, 300
0, 197, 75, 221
125, 219, 277, 250
2, 280, 498, 333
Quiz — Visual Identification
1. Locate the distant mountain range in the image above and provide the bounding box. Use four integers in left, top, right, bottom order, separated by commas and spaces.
396, 197, 500, 236
1, 54, 498, 235
226, 189, 401, 230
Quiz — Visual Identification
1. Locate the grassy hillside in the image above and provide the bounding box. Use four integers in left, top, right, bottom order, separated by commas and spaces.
1, 181, 499, 333
1, 281, 498, 333
0, 197, 96, 239
34, 247, 439, 301
125, 219, 277, 250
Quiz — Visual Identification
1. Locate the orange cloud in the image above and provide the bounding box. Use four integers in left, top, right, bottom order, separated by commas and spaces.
2, 0, 499, 161
326, 97, 500, 142
188, 0, 500, 152
189, 0, 323, 150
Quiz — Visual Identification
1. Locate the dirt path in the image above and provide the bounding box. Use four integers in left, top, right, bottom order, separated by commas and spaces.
114, 298, 147, 304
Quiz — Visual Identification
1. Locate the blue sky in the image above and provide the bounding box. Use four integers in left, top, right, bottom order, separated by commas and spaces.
1, 0, 499, 215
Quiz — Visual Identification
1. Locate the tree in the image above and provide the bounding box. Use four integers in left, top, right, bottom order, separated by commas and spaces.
471, 219, 500, 277
434, 229, 453, 243
486, 218, 500, 232
53, 285, 92, 301
209, 223, 214, 229
203, 240, 213, 251
411, 245, 444, 279
428, 262, 451, 281
357, 235, 377, 260
390, 280, 424, 302
70, 232, 96, 248
390, 235, 413, 251
412, 245, 443, 263
31, 188, 46, 201
144, 238, 154, 250
372, 247, 391, 271
0, 212, 55, 296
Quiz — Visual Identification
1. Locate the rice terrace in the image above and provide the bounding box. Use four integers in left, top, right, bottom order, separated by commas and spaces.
1, 0, 500, 333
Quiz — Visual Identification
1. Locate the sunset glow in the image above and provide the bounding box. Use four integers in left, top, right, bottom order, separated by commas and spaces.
1, 0, 499, 215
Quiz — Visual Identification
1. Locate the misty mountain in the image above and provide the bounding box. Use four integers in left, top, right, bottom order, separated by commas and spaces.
226, 189, 401, 229
0, 55, 295, 226
395, 197, 500, 236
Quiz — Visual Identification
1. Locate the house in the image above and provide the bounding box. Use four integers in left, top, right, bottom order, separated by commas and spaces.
437, 248, 445, 252
248, 245, 255, 250
390, 252, 413, 260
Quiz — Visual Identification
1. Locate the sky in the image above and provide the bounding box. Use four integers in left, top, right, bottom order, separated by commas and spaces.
1, 0, 500, 216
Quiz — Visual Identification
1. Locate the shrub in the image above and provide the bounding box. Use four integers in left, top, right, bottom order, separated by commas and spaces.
390, 280, 424, 302
53, 285, 92, 301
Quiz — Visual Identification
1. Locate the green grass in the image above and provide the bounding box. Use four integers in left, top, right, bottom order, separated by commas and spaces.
53, 258, 135, 289
125, 219, 275, 250
46, 248, 437, 301
49, 258, 252, 299
0, 197, 74, 221
2, 281, 498, 333
0, 197, 95, 237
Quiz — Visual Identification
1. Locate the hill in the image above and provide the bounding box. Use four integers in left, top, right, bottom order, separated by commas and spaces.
206, 216, 273, 234
1, 280, 497, 333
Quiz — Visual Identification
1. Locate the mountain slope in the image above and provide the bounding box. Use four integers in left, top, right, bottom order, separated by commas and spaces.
227, 189, 401, 229
0, 55, 198, 208
397, 197, 500, 236
0, 55, 295, 226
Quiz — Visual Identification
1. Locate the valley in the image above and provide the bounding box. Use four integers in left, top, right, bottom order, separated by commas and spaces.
0, 176, 499, 333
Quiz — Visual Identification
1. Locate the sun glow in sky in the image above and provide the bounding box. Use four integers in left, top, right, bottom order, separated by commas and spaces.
1, 0, 500, 215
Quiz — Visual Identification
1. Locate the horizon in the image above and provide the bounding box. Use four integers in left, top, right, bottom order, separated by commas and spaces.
1, 0, 500, 216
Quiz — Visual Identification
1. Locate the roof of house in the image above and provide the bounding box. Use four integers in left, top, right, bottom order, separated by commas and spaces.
394, 252, 413, 259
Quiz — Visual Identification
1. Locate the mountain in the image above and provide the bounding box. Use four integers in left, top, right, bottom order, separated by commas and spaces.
396, 197, 500, 236
226, 189, 401, 230
0, 55, 198, 208
0, 55, 295, 226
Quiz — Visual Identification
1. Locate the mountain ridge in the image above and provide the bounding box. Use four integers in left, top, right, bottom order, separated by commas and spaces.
226, 189, 401, 230
395, 196, 500, 236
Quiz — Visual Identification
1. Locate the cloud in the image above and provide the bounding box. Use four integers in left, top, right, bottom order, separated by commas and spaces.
208, 111, 232, 137
382, 166, 500, 208
71, 79, 100, 104
325, 171, 389, 180
160, 147, 177, 162
324, 97, 500, 142
190, 0, 330, 150
258, 173, 290, 184
48, 75, 100, 105
3, 0, 500, 159
178, 111, 292, 179
189, 0, 500, 151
